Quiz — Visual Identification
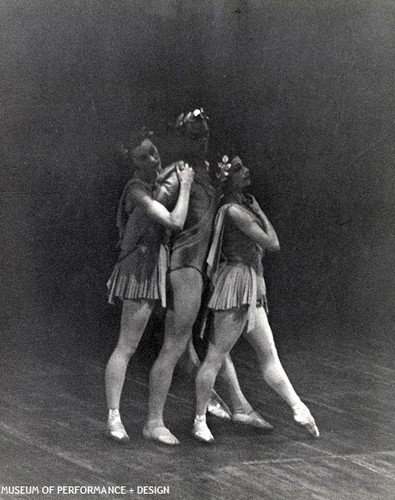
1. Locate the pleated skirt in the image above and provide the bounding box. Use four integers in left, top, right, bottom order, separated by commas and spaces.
107, 244, 167, 307
208, 261, 268, 313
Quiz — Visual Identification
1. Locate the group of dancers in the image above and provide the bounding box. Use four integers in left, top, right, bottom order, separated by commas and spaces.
104, 108, 319, 445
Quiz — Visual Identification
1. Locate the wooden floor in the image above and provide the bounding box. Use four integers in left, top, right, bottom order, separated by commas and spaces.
0, 325, 394, 500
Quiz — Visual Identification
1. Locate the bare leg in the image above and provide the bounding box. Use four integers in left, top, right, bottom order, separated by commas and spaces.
244, 307, 319, 437
216, 355, 254, 415
243, 308, 301, 407
178, 338, 201, 375
193, 307, 270, 442
180, 320, 255, 418
195, 308, 247, 417
178, 337, 232, 419
144, 268, 203, 444
105, 299, 154, 441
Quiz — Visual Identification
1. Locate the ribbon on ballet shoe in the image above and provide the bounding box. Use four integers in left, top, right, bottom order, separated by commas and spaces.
207, 391, 231, 420
207, 401, 231, 420
192, 417, 215, 444
105, 420, 130, 443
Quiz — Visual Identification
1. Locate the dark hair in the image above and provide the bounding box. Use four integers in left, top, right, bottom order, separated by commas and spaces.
127, 127, 154, 151
115, 127, 154, 162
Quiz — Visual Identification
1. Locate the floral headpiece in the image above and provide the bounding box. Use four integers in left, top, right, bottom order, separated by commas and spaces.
175, 108, 209, 130
216, 155, 232, 182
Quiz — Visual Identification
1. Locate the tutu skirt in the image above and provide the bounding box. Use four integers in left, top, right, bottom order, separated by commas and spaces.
107, 244, 168, 307
208, 261, 268, 313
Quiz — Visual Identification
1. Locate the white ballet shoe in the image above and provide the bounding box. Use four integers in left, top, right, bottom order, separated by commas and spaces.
232, 410, 274, 431
105, 419, 130, 443
142, 424, 180, 445
192, 417, 215, 444
293, 402, 320, 438
207, 391, 231, 420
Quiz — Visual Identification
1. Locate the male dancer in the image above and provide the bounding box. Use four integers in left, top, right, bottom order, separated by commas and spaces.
143, 109, 272, 444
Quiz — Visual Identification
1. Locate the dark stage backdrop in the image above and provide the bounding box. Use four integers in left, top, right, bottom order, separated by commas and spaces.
1, 0, 394, 357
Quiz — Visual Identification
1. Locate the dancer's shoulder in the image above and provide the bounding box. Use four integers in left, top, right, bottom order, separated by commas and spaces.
226, 203, 255, 227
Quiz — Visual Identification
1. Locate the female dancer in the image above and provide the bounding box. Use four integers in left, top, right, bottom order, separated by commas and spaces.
193, 155, 320, 442
105, 132, 194, 442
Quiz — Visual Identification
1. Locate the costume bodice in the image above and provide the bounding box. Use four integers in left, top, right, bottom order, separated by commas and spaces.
182, 167, 216, 231
221, 203, 263, 268
117, 177, 166, 258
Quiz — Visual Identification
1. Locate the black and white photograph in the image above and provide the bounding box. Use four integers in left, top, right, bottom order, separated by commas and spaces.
1, 1, 394, 499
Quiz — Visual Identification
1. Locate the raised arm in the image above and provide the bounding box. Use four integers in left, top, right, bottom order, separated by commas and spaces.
227, 203, 280, 252
129, 165, 194, 232
154, 162, 183, 210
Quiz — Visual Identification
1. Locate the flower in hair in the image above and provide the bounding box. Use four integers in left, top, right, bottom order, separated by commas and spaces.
216, 155, 232, 182
175, 108, 209, 129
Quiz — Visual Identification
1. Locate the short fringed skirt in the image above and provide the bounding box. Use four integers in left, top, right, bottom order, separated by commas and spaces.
107, 244, 168, 307
208, 261, 268, 313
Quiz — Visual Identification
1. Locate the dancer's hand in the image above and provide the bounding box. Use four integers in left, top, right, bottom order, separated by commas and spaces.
174, 160, 187, 171
245, 194, 262, 216
176, 163, 194, 186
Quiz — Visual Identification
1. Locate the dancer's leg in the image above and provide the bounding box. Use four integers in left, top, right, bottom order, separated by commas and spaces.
144, 268, 203, 444
217, 355, 254, 414
193, 308, 247, 442
243, 308, 319, 437
182, 313, 257, 419
105, 299, 154, 441
195, 308, 247, 417
105, 300, 154, 409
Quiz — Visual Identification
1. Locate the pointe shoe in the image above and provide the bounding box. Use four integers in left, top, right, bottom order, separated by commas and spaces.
207, 391, 231, 420
232, 410, 274, 431
293, 403, 320, 438
192, 418, 215, 444
105, 420, 130, 443
142, 424, 180, 445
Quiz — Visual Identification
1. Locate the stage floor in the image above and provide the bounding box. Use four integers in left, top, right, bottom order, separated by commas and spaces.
0, 325, 394, 499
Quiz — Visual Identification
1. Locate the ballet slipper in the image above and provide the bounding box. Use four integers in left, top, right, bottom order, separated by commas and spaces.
293, 403, 320, 438
192, 418, 215, 444
232, 410, 274, 431
142, 424, 180, 445
207, 390, 231, 420
105, 419, 130, 443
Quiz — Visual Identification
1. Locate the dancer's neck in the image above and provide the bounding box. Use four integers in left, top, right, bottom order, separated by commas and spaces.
224, 191, 244, 204
135, 169, 157, 184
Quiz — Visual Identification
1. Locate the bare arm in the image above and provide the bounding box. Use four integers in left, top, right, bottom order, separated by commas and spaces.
154, 162, 183, 209
129, 165, 194, 232
227, 204, 280, 252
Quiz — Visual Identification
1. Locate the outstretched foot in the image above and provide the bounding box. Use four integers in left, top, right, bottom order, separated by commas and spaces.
142, 424, 180, 445
192, 417, 214, 444
207, 390, 231, 420
105, 419, 130, 443
232, 410, 274, 431
293, 402, 320, 438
